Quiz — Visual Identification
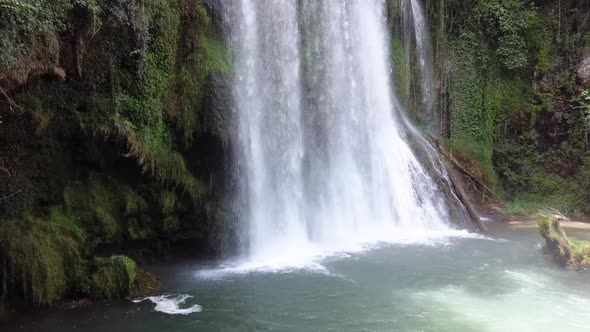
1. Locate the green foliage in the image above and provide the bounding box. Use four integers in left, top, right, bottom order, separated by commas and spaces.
0, 0, 232, 309
445, 35, 498, 183
26, 0, 227, 204
448, 43, 540, 170
493, 142, 539, 192
116, 0, 180, 127
495, 78, 541, 129
494, 141, 585, 214
88, 256, 159, 300
474, 0, 548, 71
436, 0, 558, 204
0, 0, 35, 11
157, 180, 188, 237
124, 189, 149, 216
159, 190, 179, 215
64, 174, 123, 244
568, 237, 590, 268
501, 200, 540, 217
123, 187, 154, 240
175, 4, 232, 145
0, 204, 158, 305
114, 124, 207, 200
89, 255, 136, 299
0, 208, 85, 305
63, 173, 172, 243
109, 1, 213, 199
444, 138, 497, 187
0, 0, 100, 67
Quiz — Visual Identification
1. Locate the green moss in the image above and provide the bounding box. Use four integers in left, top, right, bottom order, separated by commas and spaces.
114, 125, 207, 200
444, 138, 497, 187
101, 1, 213, 199
89, 255, 136, 299
175, 4, 232, 145
154, 188, 185, 237
127, 216, 155, 241
569, 237, 590, 268
538, 217, 590, 270
447, 36, 496, 173
391, 35, 411, 111
538, 216, 559, 240
0, 208, 85, 306
64, 174, 122, 243
538, 216, 570, 262
501, 200, 540, 217
130, 268, 161, 299
90, 256, 160, 299
63, 173, 172, 243
0, 0, 101, 68
495, 78, 540, 127
163, 216, 180, 234
159, 190, 179, 215
124, 189, 149, 216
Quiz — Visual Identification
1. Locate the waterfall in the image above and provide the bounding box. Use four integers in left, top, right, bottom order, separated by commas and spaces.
401, 0, 437, 133
223, 0, 467, 267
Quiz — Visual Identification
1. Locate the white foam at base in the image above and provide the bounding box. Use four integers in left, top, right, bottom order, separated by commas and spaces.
413, 270, 590, 332
133, 294, 202, 315
197, 230, 493, 278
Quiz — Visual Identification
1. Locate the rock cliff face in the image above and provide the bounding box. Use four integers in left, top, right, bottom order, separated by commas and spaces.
0, 0, 236, 307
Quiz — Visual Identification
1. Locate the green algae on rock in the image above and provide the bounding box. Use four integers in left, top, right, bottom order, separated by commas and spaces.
89, 255, 137, 299
0, 208, 85, 306
538, 216, 590, 270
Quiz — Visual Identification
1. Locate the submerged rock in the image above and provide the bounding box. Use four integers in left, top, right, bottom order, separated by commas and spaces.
538, 217, 590, 270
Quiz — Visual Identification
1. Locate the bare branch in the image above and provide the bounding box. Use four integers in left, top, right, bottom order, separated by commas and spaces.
0, 167, 10, 177
0, 87, 24, 114
537, 204, 570, 222
0, 188, 22, 201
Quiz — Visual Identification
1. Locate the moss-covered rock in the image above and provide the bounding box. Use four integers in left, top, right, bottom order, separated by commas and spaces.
130, 268, 161, 299
538, 216, 590, 270
0, 208, 85, 306
64, 174, 125, 244
0, 204, 164, 306
88, 256, 161, 300
89, 255, 136, 299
